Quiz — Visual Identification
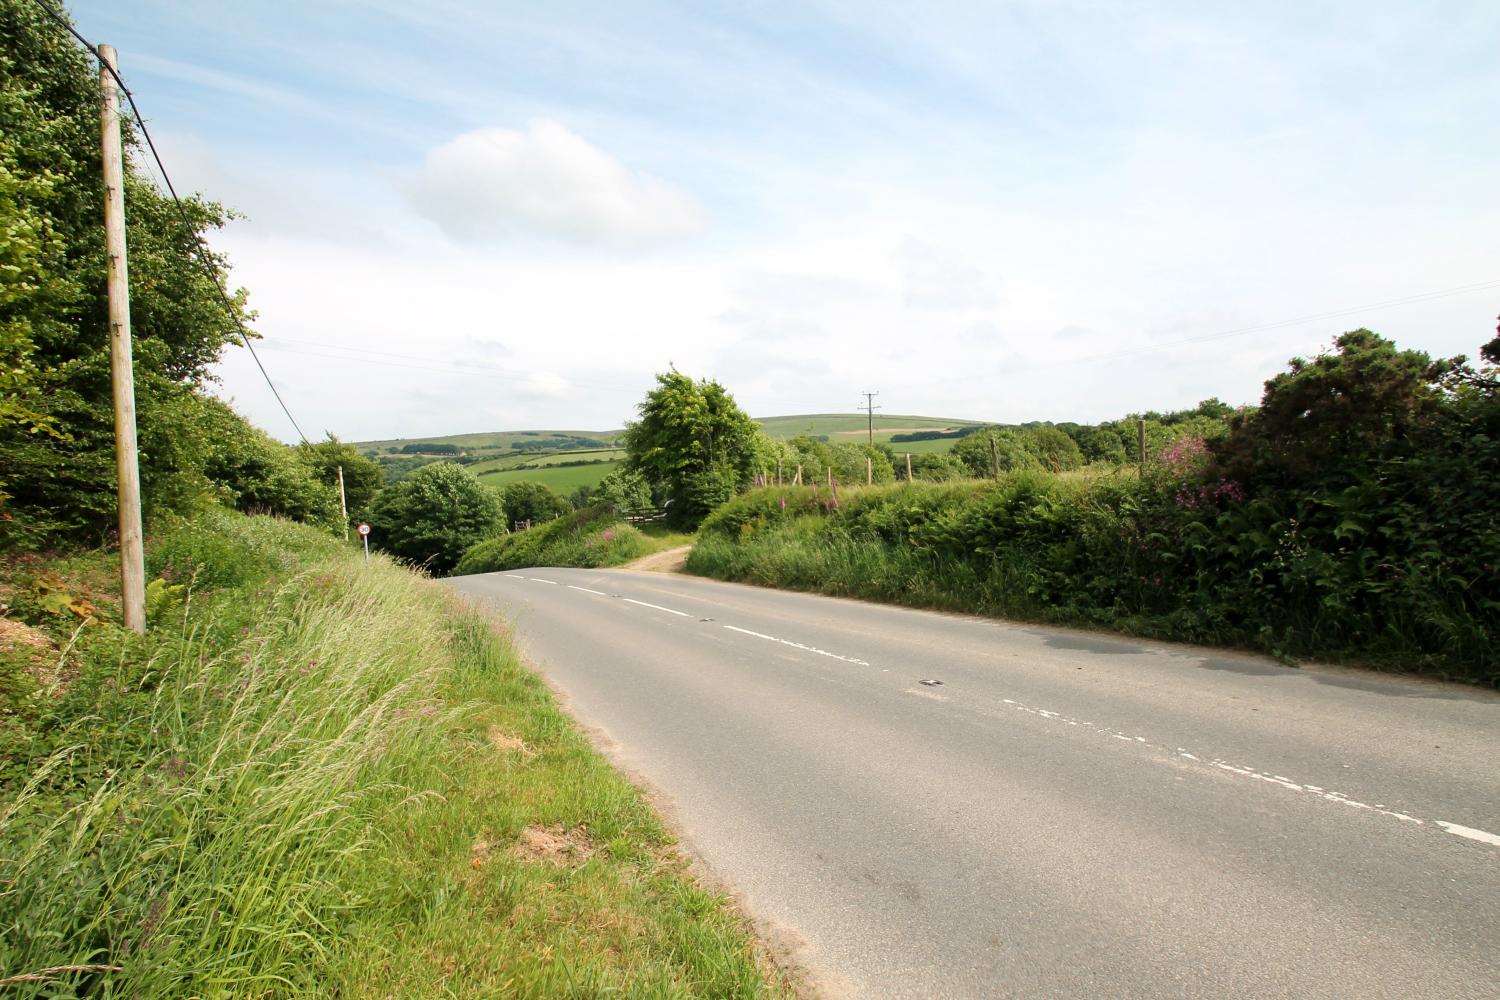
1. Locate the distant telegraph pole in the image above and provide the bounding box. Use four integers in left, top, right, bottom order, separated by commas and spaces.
100, 44, 145, 634
859, 391, 881, 445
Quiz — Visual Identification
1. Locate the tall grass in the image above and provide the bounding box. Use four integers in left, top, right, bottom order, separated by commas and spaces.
0, 511, 790, 996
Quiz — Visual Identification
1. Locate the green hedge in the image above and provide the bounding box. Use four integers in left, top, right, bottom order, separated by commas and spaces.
453, 508, 654, 575
689, 473, 1497, 685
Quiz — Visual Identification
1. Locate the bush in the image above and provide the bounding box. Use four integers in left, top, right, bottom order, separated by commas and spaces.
453, 508, 653, 574
500, 480, 571, 528
595, 468, 653, 511
690, 454, 1497, 685
367, 463, 505, 573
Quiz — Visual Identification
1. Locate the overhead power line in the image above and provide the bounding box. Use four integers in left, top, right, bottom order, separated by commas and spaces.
31, 0, 311, 444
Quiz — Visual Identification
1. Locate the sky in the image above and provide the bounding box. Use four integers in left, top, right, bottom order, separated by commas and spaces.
71, 0, 1500, 442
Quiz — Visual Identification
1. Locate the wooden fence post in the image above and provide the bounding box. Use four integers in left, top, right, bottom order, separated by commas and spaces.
906, 452, 913, 481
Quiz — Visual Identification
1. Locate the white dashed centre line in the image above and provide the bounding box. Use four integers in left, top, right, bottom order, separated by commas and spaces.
623, 598, 693, 618
1436, 822, 1500, 847
722, 624, 871, 666
528, 578, 559, 585
567, 585, 608, 596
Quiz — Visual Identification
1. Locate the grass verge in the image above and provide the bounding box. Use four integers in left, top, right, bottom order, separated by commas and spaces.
453, 508, 691, 575
0, 510, 792, 997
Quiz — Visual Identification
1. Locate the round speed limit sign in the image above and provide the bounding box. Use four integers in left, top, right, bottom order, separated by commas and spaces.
357, 523, 371, 537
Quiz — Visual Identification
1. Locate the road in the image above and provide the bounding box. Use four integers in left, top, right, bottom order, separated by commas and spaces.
446, 567, 1500, 1000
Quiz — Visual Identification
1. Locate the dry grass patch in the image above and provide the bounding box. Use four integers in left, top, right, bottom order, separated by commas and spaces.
514, 823, 599, 867
487, 724, 534, 757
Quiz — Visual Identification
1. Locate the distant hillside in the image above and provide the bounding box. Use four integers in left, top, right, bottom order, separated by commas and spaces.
355, 429, 621, 453
353, 413, 990, 484
355, 413, 983, 453
753, 413, 984, 451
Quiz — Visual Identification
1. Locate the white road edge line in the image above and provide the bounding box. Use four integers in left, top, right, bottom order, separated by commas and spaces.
528, 578, 559, 585
623, 598, 693, 617
722, 624, 871, 666
567, 585, 608, 596
1436, 821, 1500, 847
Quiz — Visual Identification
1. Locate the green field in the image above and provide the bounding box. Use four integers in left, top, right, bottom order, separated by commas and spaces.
356, 413, 990, 470
357, 414, 986, 454
356, 428, 621, 453
477, 460, 624, 493
754, 412, 984, 454
468, 447, 625, 476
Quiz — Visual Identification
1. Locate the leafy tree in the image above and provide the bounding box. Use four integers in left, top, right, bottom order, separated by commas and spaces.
298, 435, 384, 522
0, 1, 253, 544
501, 480, 570, 528
595, 468, 652, 511
1064, 424, 1127, 464
953, 429, 1039, 478
1027, 426, 1085, 472
828, 442, 894, 484
367, 463, 504, 573
194, 399, 339, 527
622, 370, 758, 523
911, 451, 970, 481
784, 435, 834, 483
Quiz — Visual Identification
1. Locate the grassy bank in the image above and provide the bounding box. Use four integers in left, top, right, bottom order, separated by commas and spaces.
454, 508, 692, 575
0, 511, 790, 997
687, 479, 1496, 686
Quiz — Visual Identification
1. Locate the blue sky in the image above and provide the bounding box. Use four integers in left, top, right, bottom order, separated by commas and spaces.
72, 0, 1500, 440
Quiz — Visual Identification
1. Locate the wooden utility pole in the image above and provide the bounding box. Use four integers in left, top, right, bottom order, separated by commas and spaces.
989, 435, 1001, 480
1137, 418, 1147, 471
337, 465, 349, 540
100, 44, 145, 634
859, 391, 881, 444
906, 452, 913, 481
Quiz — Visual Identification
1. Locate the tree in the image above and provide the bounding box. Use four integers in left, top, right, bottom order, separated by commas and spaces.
367, 463, 505, 573
501, 480, 570, 528
595, 468, 652, 511
1027, 426, 1084, 472
0, 1, 254, 544
828, 442, 894, 484
909, 451, 969, 481
1064, 425, 1127, 465
953, 429, 1039, 478
622, 370, 758, 523
299, 435, 384, 522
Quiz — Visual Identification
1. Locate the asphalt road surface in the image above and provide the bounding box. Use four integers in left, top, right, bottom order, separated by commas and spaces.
446, 567, 1500, 1000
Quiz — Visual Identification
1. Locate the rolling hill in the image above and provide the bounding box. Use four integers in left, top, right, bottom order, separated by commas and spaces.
353, 413, 989, 492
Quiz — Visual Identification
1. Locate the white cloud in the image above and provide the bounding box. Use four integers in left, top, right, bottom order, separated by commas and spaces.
404, 120, 704, 248
513, 374, 574, 399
